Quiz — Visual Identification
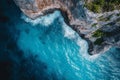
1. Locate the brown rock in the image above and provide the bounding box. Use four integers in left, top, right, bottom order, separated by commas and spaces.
13, 0, 86, 25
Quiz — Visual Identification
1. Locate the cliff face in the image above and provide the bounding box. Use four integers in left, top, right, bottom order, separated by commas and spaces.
85, 10, 120, 54
14, 0, 86, 25
14, 0, 120, 55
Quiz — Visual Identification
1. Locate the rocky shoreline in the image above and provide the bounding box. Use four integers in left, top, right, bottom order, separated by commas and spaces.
14, 0, 120, 55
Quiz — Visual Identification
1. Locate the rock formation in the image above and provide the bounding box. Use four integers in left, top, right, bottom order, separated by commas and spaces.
13, 0, 120, 55
14, 0, 86, 25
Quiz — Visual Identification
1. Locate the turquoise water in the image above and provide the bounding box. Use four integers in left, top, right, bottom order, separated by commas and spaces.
0, 0, 120, 80
17, 11, 120, 80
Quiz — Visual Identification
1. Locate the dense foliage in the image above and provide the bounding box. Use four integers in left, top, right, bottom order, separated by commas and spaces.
85, 0, 120, 13
92, 30, 105, 37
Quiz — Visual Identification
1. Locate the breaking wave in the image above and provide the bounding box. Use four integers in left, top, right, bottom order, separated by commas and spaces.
1, 0, 120, 80
19, 10, 120, 80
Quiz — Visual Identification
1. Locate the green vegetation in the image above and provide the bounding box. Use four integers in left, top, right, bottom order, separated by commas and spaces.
85, 0, 120, 13
117, 13, 120, 16
92, 29, 114, 45
92, 23, 97, 27
92, 29, 112, 37
92, 4, 101, 13
92, 30, 105, 37
85, 1, 101, 13
92, 29, 116, 45
99, 14, 113, 21
94, 38, 104, 45
99, 17, 109, 21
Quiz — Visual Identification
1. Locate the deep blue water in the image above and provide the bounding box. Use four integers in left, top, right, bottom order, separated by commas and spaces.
0, 0, 120, 80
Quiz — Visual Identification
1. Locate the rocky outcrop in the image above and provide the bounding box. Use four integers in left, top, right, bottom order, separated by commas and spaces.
13, 0, 86, 25
13, 0, 120, 55
85, 10, 120, 54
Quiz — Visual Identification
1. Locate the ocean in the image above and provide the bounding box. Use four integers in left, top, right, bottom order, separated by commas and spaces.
0, 0, 120, 80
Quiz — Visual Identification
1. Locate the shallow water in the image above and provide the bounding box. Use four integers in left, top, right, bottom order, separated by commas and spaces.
0, 0, 120, 80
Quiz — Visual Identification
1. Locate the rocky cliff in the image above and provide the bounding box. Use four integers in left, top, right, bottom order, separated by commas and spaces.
13, 0, 86, 25
14, 0, 120, 55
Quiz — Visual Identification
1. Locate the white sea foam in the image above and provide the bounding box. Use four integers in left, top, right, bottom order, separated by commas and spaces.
61, 22, 87, 54
62, 20, 99, 60
21, 10, 99, 60
21, 11, 61, 26
62, 23, 76, 39
18, 9, 120, 80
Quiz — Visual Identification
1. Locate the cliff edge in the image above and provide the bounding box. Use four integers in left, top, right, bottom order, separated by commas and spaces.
14, 0, 120, 55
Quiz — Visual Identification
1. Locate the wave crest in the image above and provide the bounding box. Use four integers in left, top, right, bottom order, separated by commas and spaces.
21, 11, 61, 26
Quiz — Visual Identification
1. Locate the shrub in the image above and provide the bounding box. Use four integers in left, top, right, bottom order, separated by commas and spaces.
94, 38, 104, 45
91, 4, 101, 13
92, 30, 105, 37
85, 0, 120, 13
95, 0, 105, 6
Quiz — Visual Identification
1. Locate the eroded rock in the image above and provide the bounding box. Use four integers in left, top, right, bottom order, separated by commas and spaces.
13, 0, 120, 55
14, 0, 86, 25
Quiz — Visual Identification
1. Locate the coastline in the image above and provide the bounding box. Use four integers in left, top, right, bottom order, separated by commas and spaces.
13, 0, 120, 55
